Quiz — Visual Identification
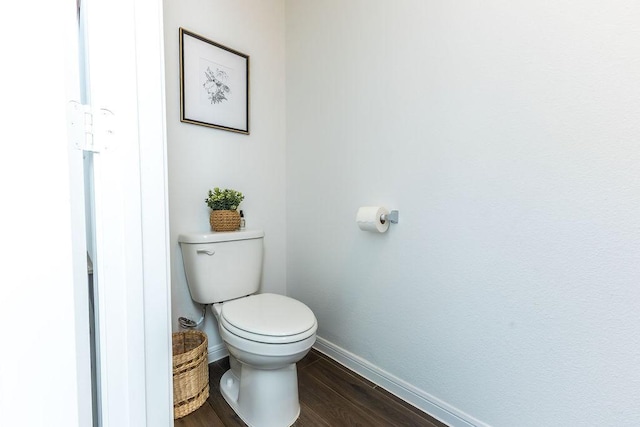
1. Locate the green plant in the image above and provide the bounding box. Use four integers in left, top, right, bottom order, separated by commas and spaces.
205, 187, 244, 211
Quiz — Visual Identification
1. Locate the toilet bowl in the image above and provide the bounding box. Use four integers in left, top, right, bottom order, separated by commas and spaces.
212, 293, 317, 427
178, 230, 317, 427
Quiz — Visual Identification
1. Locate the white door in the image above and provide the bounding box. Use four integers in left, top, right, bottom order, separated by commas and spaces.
0, 1, 93, 426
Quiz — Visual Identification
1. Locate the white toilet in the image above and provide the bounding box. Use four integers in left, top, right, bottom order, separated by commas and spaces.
178, 229, 317, 427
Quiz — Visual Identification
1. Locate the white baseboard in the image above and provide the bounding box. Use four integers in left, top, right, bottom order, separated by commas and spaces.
313, 336, 488, 427
207, 342, 228, 363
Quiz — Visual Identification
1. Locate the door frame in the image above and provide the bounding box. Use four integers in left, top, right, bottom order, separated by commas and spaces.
82, 0, 172, 425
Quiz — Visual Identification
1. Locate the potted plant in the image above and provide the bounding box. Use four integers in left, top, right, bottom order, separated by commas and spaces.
205, 187, 245, 231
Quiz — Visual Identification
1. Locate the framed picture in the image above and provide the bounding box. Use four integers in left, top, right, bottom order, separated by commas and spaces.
179, 28, 249, 134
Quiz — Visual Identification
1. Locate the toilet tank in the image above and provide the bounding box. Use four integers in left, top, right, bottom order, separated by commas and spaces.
178, 229, 264, 304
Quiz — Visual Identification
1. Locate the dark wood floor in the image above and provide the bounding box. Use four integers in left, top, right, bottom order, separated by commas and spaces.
175, 349, 447, 427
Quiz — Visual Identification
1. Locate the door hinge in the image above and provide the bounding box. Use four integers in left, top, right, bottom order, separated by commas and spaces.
67, 101, 115, 153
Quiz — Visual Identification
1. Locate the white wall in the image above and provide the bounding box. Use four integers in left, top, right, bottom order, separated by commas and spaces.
286, 1, 640, 426
164, 0, 287, 347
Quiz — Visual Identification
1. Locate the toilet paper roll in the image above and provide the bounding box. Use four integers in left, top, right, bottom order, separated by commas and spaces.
356, 206, 390, 233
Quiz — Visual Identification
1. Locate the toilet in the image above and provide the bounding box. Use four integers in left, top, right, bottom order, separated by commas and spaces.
178, 229, 317, 427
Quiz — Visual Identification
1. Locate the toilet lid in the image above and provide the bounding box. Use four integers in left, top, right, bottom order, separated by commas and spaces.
220, 293, 317, 343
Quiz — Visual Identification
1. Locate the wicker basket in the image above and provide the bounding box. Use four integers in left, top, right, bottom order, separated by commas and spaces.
210, 210, 241, 232
172, 330, 209, 419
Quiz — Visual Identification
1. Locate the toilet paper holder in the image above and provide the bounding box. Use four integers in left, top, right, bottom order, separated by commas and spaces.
380, 210, 399, 224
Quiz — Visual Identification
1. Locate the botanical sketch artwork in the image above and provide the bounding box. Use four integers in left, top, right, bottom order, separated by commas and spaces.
203, 67, 231, 104
180, 27, 248, 133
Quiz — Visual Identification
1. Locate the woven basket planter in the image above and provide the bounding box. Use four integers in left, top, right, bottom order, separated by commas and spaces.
172, 330, 209, 419
210, 210, 240, 232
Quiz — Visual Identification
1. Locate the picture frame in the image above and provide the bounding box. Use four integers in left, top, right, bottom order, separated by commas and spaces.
179, 28, 249, 134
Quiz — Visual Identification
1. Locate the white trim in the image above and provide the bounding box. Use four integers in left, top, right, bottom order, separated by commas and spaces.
208, 342, 230, 363
83, 0, 172, 425
313, 337, 489, 427
133, 0, 173, 425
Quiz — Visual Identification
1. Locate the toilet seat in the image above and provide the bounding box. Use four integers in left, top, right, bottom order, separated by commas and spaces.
220, 293, 317, 344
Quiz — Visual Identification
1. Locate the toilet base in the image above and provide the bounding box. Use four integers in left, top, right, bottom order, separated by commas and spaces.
219, 363, 300, 427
